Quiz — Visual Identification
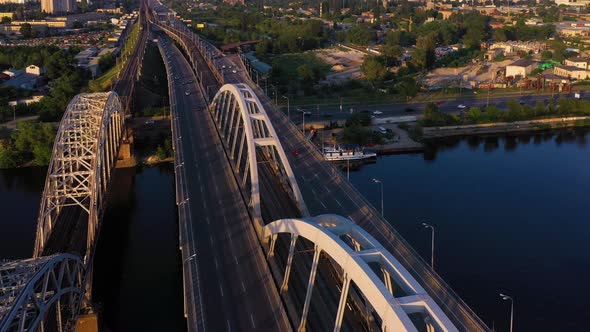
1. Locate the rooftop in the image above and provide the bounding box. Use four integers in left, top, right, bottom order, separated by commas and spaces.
508, 59, 536, 67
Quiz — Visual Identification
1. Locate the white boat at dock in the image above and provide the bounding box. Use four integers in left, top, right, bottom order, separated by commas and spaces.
323, 145, 377, 162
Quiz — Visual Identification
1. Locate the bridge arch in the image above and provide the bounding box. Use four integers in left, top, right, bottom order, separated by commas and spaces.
210, 84, 309, 229
0, 254, 85, 332
34, 92, 125, 259
264, 214, 458, 332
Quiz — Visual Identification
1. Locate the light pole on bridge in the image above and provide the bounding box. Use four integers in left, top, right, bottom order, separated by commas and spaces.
372, 178, 384, 217
282, 95, 290, 119
421, 222, 435, 269
500, 293, 514, 332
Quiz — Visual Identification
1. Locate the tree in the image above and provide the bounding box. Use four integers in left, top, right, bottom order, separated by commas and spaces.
397, 77, 418, 100
19, 23, 33, 39
467, 107, 482, 123
361, 56, 388, 82
413, 32, 437, 69
345, 25, 374, 45
72, 21, 83, 29
534, 101, 545, 116
1, 16, 11, 24
345, 112, 371, 127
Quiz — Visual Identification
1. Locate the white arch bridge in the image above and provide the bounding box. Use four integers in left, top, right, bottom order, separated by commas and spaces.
1, 92, 125, 332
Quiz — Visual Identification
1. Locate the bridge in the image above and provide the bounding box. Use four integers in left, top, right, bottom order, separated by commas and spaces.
0, 0, 491, 331
148, 1, 491, 331
0, 3, 149, 331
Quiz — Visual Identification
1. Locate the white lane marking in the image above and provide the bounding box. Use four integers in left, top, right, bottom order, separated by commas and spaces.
320, 201, 327, 209
234, 256, 238, 265
206, 217, 210, 225
335, 198, 343, 207
241, 281, 246, 292
226, 320, 231, 332
219, 284, 224, 297
214, 258, 219, 269
250, 314, 256, 328
210, 235, 214, 245
310, 188, 317, 196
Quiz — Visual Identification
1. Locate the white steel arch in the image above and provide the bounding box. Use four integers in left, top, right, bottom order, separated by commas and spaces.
210, 84, 309, 227
0, 254, 85, 332
34, 92, 125, 259
264, 214, 459, 332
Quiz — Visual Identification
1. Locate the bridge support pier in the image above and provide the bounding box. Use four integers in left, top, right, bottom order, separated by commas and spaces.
280, 234, 298, 294
298, 245, 321, 332
334, 274, 351, 332
116, 126, 137, 168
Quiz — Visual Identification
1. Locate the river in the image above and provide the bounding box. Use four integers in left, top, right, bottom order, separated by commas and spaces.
0, 130, 589, 331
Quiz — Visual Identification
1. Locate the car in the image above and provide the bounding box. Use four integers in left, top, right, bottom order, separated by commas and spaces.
145, 120, 155, 125
232, 70, 237, 73
457, 104, 467, 109
291, 149, 300, 157
185, 91, 190, 96
187, 80, 193, 83
519, 100, 525, 105
405, 107, 415, 113
373, 110, 383, 115
174, 75, 179, 80
222, 65, 226, 69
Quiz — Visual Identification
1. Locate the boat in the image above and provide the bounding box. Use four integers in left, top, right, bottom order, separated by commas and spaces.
323, 145, 377, 162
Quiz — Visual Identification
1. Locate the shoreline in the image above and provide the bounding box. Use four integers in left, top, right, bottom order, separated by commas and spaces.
422, 116, 590, 138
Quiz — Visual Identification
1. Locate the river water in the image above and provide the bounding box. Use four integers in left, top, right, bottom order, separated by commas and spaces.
0, 131, 588, 331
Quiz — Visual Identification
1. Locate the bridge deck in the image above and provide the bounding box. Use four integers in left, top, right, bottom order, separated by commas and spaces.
159, 36, 290, 332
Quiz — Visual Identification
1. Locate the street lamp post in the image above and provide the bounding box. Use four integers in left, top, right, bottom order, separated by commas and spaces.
500, 293, 514, 332
372, 178, 383, 217
422, 222, 435, 268
302, 111, 305, 135
282, 95, 290, 119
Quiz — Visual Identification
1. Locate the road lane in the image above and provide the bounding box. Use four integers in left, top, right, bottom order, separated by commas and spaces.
159, 35, 291, 332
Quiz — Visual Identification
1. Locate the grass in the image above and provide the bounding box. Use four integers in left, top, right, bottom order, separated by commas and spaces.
89, 22, 140, 92
271, 53, 331, 83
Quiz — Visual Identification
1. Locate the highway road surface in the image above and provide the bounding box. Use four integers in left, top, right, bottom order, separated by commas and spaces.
159, 36, 290, 332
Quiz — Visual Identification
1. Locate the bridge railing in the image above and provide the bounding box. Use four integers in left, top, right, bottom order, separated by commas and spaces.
156, 37, 206, 332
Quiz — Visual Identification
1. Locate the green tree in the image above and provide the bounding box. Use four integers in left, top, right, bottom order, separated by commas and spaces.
345, 112, 371, 127
397, 77, 418, 100
467, 107, 482, 123
534, 101, 546, 116
19, 23, 33, 38
361, 56, 388, 82
345, 25, 374, 45
485, 105, 501, 121
413, 32, 437, 69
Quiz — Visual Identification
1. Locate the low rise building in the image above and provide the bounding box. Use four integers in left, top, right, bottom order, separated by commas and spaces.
554, 65, 589, 80
506, 59, 537, 78
564, 57, 590, 69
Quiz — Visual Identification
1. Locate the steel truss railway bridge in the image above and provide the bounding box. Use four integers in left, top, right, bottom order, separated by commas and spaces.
1, 1, 491, 331
0, 3, 148, 331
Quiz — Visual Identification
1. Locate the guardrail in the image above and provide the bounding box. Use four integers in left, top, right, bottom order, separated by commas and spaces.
156, 37, 206, 332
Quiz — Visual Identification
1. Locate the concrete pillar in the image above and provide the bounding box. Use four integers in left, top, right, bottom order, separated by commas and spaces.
334, 274, 351, 332
280, 234, 298, 294
298, 245, 321, 332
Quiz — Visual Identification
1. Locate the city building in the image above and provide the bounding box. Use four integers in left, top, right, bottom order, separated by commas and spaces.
554, 0, 590, 7
554, 65, 589, 80
556, 21, 590, 37
41, 0, 76, 15
506, 59, 537, 78
564, 57, 590, 69
2, 65, 44, 90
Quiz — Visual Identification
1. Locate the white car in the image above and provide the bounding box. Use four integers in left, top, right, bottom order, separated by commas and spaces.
373, 110, 383, 115
457, 104, 467, 109
185, 91, 190, 96
232, 70, 237, 73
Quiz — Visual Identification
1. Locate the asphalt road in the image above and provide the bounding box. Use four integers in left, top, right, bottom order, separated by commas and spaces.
160, 36, 290, 332
281, 93, 571, 124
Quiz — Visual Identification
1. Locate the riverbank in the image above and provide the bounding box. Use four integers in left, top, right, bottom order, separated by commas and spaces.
422, 116, 590, 138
